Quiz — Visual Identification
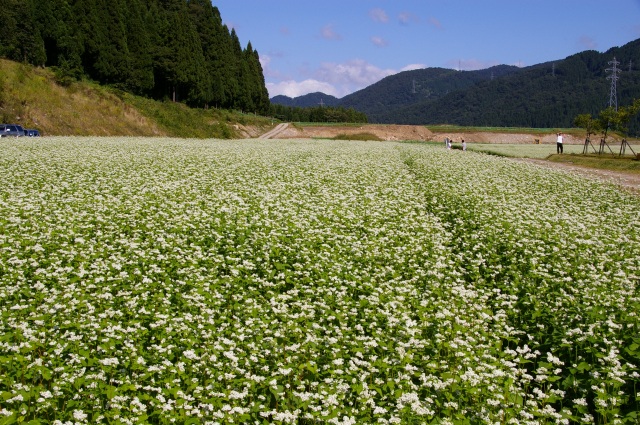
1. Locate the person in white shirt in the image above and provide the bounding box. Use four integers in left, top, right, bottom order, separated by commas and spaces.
556, 132, 564, 154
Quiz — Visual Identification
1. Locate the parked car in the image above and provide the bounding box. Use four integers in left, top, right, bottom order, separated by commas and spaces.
25, 129, 41, 137
0, 124, 26, 137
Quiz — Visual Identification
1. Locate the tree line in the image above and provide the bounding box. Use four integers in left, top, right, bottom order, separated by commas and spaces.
391, 47, 640, 134
0, 0, 270, 113
574, 98, 640, 141
268, 104, 368, 124
330, 40, 640, 134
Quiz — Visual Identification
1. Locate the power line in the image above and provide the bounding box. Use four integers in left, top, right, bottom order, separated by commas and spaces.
606, 56, 621, 110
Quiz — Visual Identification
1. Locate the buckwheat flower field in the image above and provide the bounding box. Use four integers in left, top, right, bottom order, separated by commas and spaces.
0, 137, 639, 425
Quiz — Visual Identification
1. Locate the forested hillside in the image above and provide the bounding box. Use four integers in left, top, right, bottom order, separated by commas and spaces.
271, 92, 340, 108
351, 39, 640, 134
338, 65, 519, 122
0, 0, 269, 113
272, 39, 640, 134
386, 40, 640, 135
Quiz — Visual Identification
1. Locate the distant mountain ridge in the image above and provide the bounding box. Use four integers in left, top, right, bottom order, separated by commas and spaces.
270, 38, 640, 134
270, 92, 340, 108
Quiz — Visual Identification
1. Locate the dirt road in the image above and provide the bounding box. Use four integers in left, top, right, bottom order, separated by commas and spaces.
258, 123, 289, 139
513, 158, 640, 193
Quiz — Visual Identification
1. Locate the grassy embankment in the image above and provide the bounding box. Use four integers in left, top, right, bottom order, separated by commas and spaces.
425, 124, 578, 136
466, 142, 640, 173
0, 58, 272, 138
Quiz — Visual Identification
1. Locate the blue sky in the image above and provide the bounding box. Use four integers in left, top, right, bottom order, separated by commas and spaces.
213, 0, 640, 99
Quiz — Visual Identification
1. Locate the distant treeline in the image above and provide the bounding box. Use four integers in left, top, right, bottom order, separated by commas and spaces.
0, 0, 270, 113
268, 104, 368, 124
312, 40, 640, 134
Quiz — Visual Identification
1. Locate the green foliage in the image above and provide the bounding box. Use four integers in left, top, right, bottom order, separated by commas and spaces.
122, 92, 269, 138
0, 0, 268, 114
573, 113, 602, 139
330, 39, 640, 134
332, 132, 382, 141
548, 153, 640, 172
614, 98, 640, 136
0, 139, 639, 423
269, 104, 368, 124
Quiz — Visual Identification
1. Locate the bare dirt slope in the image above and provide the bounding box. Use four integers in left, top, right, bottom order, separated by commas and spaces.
271, 124, 435, 141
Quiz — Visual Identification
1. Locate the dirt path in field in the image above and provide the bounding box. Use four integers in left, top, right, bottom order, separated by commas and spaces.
512, 158, 640, 194
258, 123, 289, 139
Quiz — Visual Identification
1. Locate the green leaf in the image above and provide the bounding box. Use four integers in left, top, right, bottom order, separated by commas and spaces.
576, 362, 591, 372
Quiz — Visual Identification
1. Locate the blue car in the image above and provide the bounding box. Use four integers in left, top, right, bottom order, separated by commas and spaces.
0, 124, 26, 137
25, 129, 41, 137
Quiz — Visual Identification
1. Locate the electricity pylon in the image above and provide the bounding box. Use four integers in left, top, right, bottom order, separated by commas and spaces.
606, 56, 621, 110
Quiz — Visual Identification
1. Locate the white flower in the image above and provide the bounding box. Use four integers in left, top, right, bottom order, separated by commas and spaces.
73, 409, 88, 421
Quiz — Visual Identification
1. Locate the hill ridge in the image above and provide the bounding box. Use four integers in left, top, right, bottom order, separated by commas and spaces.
271, 38, 640, 134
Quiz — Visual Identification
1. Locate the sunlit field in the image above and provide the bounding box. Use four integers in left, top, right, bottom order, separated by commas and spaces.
466, 142, 640, 159
1, 137, 639, 424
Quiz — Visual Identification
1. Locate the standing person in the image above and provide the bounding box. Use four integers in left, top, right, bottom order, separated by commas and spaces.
445, 137, 450, 149
556, 132, 564, 154
461, 139, 467, 151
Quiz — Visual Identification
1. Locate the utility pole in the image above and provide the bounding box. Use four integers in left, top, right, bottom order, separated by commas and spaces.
606, 56, 621, 110
318, 98, 324, 108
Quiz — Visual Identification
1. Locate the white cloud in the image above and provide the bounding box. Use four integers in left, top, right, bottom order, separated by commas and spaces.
401, 64, 426, 72
267, 80, 340, 98
259, 54, 271, 72
320, 24, 342, 40
259, 54, 289, 80
370, 8, 389, 23
267, 60, 425, 98
577, 35, 597, 50
428, 17, 443, 29
371, 36, 389, 47
399, 12, 419, 26
445, 58, 499, 71
313, 59, 396, 97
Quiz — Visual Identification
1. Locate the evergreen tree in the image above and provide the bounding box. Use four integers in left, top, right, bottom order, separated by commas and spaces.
152, 0, 208, 104
245, 43, 270, 114
0, 0, 45, 64
122, 0, 154, 94
1, 0, 270, 112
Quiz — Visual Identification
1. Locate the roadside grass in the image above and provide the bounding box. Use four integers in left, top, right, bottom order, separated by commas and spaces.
331, 132, 383, 141
467, 142, 639, 158
547, 153, 640, 173
121, 92, 271, 139
466, 142, 640, 174
294, 122, 368, 127
466, 143, 585, 158
425, 124, 577, 135
0, 58, 271, 138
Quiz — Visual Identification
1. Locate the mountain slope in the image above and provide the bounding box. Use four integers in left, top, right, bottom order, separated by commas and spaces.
388, 42, 640, 132
338, 65, 519, 122
271, 38, 640, 134
271, 92, 340, 108
0, 59, 271, 137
